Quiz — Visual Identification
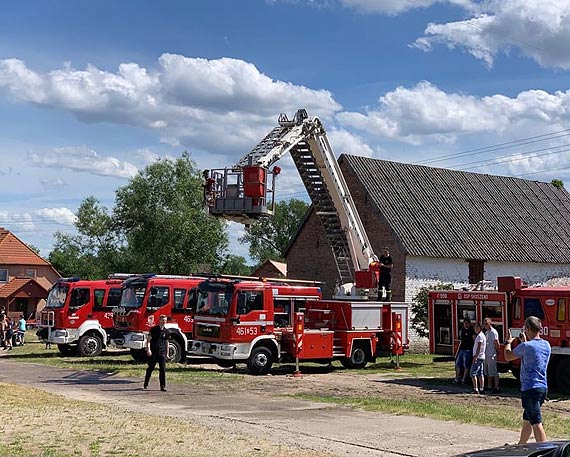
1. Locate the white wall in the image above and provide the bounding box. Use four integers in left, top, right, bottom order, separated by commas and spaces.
403, 256, 570, 352
405, 256, 570, 302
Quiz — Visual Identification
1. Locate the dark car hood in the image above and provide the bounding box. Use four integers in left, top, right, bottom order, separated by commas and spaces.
457, 441, 570, 457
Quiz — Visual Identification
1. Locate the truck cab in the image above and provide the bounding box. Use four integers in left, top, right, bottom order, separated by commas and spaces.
36, 278, 122, 356
111, 274, 202, 363
190, 278, 322, 373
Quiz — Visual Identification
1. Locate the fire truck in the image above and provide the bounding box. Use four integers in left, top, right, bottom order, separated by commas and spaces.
36, 277, 122, 356
190, 276, 409, 374
110, 274, 203, 363
428, 276, 570, 394
191, 109, 410, 374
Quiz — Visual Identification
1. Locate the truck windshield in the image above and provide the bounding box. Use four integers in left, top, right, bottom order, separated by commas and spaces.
120, 286, 146, 309
196, 283, 233, 316
46, 284, 68, 308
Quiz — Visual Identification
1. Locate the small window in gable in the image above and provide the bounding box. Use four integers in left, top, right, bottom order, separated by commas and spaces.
468, 260, 484, 284
0, 269, 7, 283
24, 269, 36, 278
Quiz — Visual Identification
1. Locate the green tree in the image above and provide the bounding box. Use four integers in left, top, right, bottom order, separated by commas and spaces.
411, 283, 454, 338
114, 153, 228, 274
551, 179, 564, 189
48, 198, 127, 278
219, 255, 251, 276
50, 153, 228, 277
239, 199, 308, 264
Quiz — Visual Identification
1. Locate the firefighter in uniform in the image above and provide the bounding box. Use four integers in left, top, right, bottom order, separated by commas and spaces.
378, 247, 393, 301
144, 315, 170, 392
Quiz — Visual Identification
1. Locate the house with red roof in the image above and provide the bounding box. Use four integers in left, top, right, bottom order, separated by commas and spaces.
0, 228, 60, 319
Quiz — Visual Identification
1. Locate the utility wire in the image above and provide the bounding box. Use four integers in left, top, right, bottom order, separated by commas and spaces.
417, 130, 570, 165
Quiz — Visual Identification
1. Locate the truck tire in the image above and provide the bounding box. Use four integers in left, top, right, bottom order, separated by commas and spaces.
247, 346, 273, 375
555, 358, 570, 395
58, 344, 78, 356
341, 346, 368, 370
130, 348, 148, 363
79, 333, 103, 357
167, 339, 184, 363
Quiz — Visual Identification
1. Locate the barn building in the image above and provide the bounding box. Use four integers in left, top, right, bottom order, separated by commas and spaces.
285, 155, 570, 302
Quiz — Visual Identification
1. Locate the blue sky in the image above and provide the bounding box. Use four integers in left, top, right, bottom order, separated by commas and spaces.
2, 0, 570, 261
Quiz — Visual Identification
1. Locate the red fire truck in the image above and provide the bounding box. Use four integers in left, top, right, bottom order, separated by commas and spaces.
189, 277, 409, 374
36, 277, 122, 356
110, 274, 203, 363
428, 276, 570, 393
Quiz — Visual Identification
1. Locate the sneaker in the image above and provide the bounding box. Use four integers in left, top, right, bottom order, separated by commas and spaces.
160, 387, 167, 392
460, 379, 466, 384
452, 378, 460, 384
143, 384, 148, 390
472, 389, 480, 394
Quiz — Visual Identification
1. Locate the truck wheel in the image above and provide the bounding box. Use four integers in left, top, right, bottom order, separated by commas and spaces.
341, 346, 368, 369
58, 344, 78, 356
247, 346, 273, 375
556, 358, 570, 395
130, 348, 148, 363
167, 339, 184, 363
79, 333, 103, 357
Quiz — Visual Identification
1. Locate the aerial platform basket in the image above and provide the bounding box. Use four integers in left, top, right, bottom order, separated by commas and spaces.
204, 165, 279, 225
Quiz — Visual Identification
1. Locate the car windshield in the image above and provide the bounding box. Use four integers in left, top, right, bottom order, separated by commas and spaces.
120, 286, 146, 309
46, 284, 68, 308
196, 283, 233, 316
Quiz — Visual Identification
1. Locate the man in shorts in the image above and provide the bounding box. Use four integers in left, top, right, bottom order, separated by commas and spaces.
471, 322, 486, 394
505, 316, 551, 444
454, 318, 475, 384
483, 318, 500, 393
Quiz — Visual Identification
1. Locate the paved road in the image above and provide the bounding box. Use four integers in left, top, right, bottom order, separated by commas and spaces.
0, 359, 519, 456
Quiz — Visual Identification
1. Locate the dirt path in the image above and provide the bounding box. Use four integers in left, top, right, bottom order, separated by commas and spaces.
0, 358, 532, 456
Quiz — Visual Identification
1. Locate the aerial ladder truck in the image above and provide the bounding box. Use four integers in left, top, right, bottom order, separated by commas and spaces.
205, 109, 380, 296
195, 109, 409, 374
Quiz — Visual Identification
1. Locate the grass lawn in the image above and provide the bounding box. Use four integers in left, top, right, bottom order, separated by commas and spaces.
5, 333, 570, 439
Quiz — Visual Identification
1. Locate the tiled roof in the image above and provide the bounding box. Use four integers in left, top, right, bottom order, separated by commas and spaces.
0, 277, 48, 298
268, 260, 287, 276
0, 228, 50, 266
342, 155, 570, 263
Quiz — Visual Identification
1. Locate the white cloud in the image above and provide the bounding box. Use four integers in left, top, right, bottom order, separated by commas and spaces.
0, 211, 34, 231
328, 128, 378, 157
0, 55, 341, 156
27, 146, 139, 179
35, 207, 77, 225
337, 81, 570, 143
413, 0, 570, 69
39, 178, 67, 190
268, 0, 475, 15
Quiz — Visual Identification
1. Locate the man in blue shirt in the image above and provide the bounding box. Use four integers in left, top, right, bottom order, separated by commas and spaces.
505, 316, 551, 444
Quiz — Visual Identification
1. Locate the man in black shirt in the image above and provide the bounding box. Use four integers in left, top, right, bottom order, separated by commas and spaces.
454, 317, 475, 384
144, 314, 170, 392
378, 247, 393, 301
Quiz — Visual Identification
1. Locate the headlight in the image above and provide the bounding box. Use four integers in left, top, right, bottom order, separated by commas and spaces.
221, 345, 233, 352
54, 330, 67, 338
131, 334, 145, 341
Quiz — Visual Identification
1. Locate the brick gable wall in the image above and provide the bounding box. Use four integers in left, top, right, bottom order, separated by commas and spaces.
286, 161, 406, 300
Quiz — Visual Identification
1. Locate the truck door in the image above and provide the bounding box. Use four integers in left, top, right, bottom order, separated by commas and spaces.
67, 287, 91, 329
172, 287, 194, 334
233, 290, 268, 343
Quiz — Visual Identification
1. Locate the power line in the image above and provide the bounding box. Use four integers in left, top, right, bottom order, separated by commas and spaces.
417, 129, 570, 165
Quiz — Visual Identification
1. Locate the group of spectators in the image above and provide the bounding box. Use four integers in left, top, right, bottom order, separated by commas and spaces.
454, 315, 551, 445
454, 317, 500, 394
0, 307, 26, 350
